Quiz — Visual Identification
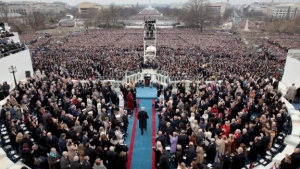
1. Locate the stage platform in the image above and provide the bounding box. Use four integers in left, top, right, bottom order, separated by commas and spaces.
136, 87, 157, 99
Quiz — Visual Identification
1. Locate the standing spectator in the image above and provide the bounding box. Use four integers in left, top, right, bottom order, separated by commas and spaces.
248, 137, 261, 168
22, 143, 34, 168
60, 151, 71, 169
213, 157, 224, 169
286, 83, 297, 102
118, 92, 125, 108
221, 121, 230, 137
186, 142, 196, 166
231, 147, 245, 169
206, 138, 217, 164
225, 134, 234, 153
138, 107, 149, 135
222, 152, 232, 169
106, 146, 118, 169
216, 135, 226, 161
126, 91, 134, 112
153, 141, 163, 169
260, 131, 271, 159
46, 132, 59, 152
58, 133, 67, 154
48, 148, 61, 169
121, 110, 129, 135
177, 130, 188, 152
84, 143, 97, 165
159, 149, 170, 169
31, 144, 47, 160
66, 139, 77, 162
93, 158, 107, 169
82, 156, 92, 169
170, 132, 178, 154
195, 145, 205, 165
70, 156, 82, 169
118, 151, 128, 169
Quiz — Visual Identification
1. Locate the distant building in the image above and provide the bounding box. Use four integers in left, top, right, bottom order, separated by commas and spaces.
272, 3, 300, 19
77, 2, 102, 13
0, 1, 70, 15
210, 2, 230, 17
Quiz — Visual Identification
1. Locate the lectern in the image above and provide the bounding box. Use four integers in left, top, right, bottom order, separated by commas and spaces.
144, 74, 151, 87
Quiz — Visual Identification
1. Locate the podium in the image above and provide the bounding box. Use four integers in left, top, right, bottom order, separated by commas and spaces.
144, 74, 151, 87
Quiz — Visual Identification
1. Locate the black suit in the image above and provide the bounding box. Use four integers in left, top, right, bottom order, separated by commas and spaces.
260, 135, 270, 158
222, 155, 231, 169
291, 152, 300, 169
159, 153, 170, 169
70, 161, 82, 169
84, 147, 96, 165
177, 134, 188, 151
138, 110, 149, 135
207, 143, 216, 164
158, 120, 167, 134
156, 135, 166, 149
106, 150, 118, 169
231, 153, 245, 169
115, 144, 129, 154
46, 136, 58, 151
32, 145, 47, 159
82, 161, 92, 169
248, 141, 261, 162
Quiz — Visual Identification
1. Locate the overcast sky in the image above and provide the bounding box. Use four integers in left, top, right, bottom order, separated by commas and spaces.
6, 0, 300, 6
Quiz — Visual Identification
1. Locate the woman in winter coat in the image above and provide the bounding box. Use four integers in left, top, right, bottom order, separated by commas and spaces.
48, 148, 61, 169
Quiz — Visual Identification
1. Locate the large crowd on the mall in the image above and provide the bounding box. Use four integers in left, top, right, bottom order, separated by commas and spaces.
22, 29, 289, 82
0, 28, 296, 169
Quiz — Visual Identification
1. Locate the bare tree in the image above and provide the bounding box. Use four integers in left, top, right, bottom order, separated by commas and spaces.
99, 3, 119, 28
266, 20, 296, 34
0, 3, 10, 23
24, 11, 46, 31
184, 0, 214, 32
83, 9, 99, 32
109, 3, 118, 26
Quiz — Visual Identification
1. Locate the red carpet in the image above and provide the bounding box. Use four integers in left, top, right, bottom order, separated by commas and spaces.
151, 99, 156, 169
127, 99, 140, 169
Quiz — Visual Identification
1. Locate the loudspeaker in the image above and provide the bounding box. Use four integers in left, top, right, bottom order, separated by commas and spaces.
25, 71, 31, 78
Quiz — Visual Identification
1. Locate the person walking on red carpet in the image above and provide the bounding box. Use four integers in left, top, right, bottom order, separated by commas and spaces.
138, 107, 149, 135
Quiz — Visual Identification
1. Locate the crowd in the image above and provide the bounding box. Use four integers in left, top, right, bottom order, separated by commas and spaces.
20, 29, 286, 82
268, 35, 300, 51
0, 25, 26, 57
0, 36, 26, 58
153, 73, 294, 169
1, 73, 140, 169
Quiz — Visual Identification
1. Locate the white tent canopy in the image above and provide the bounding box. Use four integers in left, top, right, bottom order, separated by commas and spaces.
281, 49, 300, 86
146, 46, 156, 52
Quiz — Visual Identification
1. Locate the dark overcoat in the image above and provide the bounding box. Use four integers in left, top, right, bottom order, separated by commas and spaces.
138, 110, 149, 128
